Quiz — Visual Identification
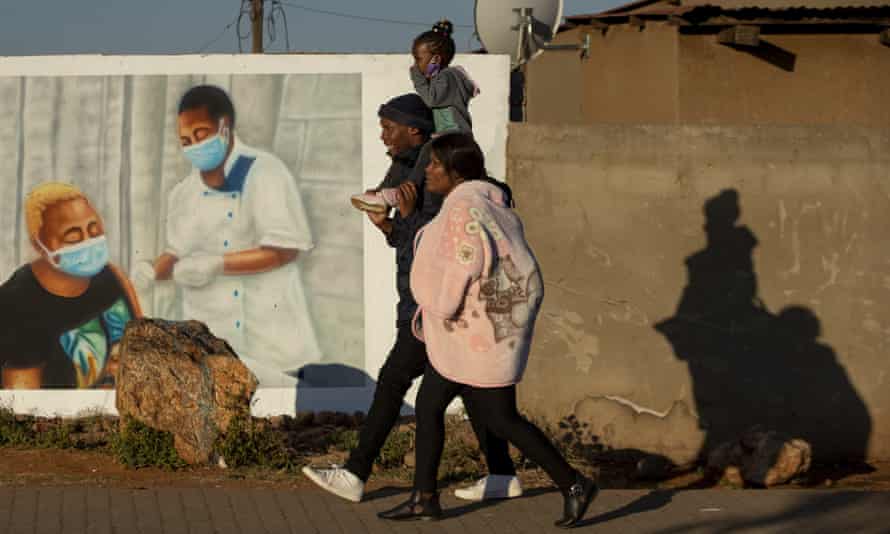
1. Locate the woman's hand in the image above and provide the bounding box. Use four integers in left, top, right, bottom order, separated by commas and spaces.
397, 182, 418, 218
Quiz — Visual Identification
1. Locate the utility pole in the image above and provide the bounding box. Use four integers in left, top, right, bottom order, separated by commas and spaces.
251, 0, 264, 53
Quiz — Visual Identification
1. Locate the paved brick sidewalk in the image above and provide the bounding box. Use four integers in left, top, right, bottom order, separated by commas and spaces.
0, 486, 887, 533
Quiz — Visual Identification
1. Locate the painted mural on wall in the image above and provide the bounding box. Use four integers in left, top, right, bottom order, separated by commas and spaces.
0, 74, 365, 389
0, 183, 142, 389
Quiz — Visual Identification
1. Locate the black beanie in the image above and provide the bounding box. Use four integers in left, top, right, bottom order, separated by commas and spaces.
378, 94, 434, 134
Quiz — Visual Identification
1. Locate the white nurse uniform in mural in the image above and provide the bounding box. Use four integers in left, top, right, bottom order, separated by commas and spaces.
165, 137, 321, 385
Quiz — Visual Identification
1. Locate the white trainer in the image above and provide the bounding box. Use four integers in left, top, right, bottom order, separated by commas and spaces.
302, 465, 365, 503
453, 475, 524, 501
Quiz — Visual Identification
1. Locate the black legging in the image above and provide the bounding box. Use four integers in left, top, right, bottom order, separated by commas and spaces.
344, 327, 515, 481
414, 364, 578, 493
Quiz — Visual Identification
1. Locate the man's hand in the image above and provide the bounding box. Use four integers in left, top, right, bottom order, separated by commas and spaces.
367, 211, 393, 235
397, 182, 418, 218
367, 210, 388, 226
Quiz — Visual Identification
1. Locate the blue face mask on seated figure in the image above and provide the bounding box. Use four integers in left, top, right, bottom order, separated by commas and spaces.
183, 119, 230, 172
38, 235, 110, 278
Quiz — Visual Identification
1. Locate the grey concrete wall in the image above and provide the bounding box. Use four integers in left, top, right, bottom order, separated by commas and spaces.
678, 31, 890, 126
524, 28, 586, 124
526, 24, 890, 127
526, 24, 680, 124
508, 123, 890, 464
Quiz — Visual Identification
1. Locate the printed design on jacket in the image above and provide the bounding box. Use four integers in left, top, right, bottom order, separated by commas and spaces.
443, 317, 469, 333
466, 207, 503, 240
478, 256, 534, 343
437, 202, 538, 343
457, 242, 476, 265
440, 204, 504, 265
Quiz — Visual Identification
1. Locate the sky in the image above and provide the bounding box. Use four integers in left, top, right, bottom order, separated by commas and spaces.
0, 0, 621, 56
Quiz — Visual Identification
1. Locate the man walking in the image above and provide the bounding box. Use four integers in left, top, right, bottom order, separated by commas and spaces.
303, 94, 522, 503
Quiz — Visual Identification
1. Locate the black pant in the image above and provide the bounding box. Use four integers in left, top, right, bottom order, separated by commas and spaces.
414, 365, 578, 493
344, 327, 515, 481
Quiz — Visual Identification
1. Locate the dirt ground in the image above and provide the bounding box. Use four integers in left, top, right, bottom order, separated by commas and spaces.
2, 448, 889, 493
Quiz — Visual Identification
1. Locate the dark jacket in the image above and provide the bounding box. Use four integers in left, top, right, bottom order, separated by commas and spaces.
410, 65, 478, 134
377, 143, 443, 327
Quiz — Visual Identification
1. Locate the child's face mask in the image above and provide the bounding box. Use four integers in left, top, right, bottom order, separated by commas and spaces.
425, 60, 441, 78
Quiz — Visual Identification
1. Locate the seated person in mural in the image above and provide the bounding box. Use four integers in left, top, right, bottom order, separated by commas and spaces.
0, 182, 142, 390
135, 85, 320, 387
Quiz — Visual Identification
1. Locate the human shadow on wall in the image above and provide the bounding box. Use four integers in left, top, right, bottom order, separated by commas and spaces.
654, 189, 872, 481
294, 363, 412, 415
296, 363, 370, 389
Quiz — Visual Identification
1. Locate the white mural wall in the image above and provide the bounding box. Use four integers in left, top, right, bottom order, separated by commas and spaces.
0, 54, 511, 416
0, 73, 365, 389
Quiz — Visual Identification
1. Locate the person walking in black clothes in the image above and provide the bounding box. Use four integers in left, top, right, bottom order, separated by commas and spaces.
378, 134, 597, 528
303, 94, 521, 503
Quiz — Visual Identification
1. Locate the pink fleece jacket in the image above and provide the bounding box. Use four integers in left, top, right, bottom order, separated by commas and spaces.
410, 180, 544, 388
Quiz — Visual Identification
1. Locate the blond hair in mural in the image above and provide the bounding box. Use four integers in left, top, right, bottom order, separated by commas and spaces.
25, 182, 87, 240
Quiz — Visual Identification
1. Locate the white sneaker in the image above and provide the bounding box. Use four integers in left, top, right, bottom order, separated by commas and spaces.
302, 465, 365, 503
453, 475, 523, 501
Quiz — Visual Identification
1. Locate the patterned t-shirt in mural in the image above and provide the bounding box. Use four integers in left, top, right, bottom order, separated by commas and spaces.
0, 265, 134, 389
58, 298, 131, 388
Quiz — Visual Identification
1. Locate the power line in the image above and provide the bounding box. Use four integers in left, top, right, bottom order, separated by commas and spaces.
277, 1, 473, 29
198, 1, 474, 54
196, 13, 242, 53
267, 0, 292, 52
236, 0, 253, 53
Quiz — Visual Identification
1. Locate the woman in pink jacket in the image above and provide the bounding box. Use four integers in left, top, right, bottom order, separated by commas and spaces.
378, 134, 598, 528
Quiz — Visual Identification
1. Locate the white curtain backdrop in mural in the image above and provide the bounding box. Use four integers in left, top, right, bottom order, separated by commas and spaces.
0, 74, 365, 387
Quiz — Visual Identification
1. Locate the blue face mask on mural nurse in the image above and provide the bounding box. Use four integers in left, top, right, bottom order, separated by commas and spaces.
183, 119, 230, 171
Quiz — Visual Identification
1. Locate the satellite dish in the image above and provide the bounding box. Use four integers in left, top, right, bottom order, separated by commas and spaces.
475, 0, 588, 69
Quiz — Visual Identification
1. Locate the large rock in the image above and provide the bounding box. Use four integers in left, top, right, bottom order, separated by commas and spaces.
116, 319, 258, 464
707, 427, 812, 487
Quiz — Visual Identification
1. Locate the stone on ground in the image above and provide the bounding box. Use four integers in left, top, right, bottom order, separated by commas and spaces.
116, 319, 258, 464
708, 427, 812, 487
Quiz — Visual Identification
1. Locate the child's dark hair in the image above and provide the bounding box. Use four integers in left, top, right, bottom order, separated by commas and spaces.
179, 85, 236, 128
431, 133, 515, 207
414, 20, 456, 67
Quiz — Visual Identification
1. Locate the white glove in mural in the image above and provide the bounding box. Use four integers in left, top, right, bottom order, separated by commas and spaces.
131, 261, 156, 291
172, 254, 224, 288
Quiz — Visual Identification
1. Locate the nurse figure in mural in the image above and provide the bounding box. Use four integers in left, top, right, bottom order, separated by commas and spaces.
136, 85, 321, 386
